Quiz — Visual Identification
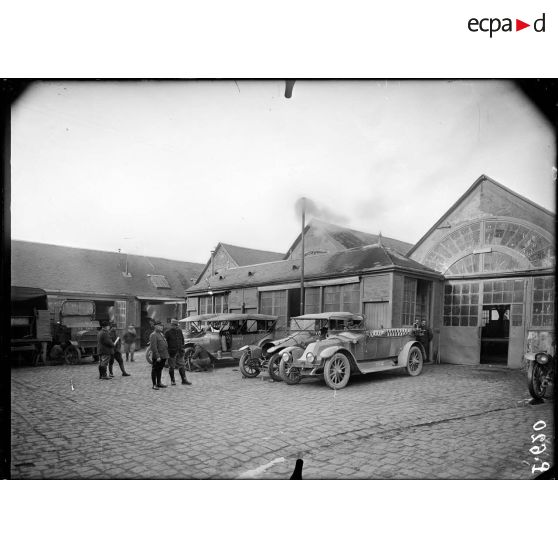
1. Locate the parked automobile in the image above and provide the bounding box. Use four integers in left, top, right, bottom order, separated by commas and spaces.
183, 313, 278, 371
265, 312, 364, 381
145, 313, 217, 365
281, 326, 425, 389
524, 328, 555, 400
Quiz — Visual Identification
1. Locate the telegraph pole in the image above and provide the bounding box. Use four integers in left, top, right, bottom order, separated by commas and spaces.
300, 197, 305, 315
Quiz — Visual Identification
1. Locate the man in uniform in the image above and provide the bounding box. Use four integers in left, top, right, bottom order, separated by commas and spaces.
164, 318, 192, 386
149, 320, 169, 390
108, 322, 131, 377
97, 320, 114, 380
418, 319, 434, 362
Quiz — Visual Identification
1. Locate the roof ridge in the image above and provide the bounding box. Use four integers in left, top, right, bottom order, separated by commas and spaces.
11, 239, 204, 266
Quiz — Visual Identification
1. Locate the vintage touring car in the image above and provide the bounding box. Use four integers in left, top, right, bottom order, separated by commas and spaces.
263, 312, 364, 381
281, 326, 426, 389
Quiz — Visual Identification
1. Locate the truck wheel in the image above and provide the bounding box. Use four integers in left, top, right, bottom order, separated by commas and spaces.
64, 345, 81, 365
267, 353, 283, 382
406, 346, 423, 376
323, 353, 350, 389
279, 358, 301, 385
240, 352, 261, 378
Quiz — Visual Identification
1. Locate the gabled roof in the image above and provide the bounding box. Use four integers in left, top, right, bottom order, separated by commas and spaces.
407, 175, 556, 257
284, 219, 413, 258
187, 243, 441, 294
195, 242, 284, 284
220, 243, 284, 266
11, 240, 205, 299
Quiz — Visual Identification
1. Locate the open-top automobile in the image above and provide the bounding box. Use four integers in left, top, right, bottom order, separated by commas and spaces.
281, 325, 426, 389
265, 312, 364, 381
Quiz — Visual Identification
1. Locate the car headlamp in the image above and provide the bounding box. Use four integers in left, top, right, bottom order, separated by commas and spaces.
282, 353, 291, 362
306, 352, 315, 363
536, 353, 550, 365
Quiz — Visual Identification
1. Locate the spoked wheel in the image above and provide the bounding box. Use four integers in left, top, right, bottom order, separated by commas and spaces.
527, 362, 547, 400
279, 358, 301, 385
267, 353, 283, 382
239, 352, 261, 378
64, 345, 81, 365
406, 346, 423, 376
323, 353, 351, 389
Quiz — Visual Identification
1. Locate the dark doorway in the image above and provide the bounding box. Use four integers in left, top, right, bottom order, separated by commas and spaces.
480, 305, 510, 364
288, 289, 301, 322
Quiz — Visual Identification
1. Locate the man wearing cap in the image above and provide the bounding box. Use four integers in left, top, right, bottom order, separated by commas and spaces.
123, 324, 137, 362
97, 321, 114, 380
165, 318, 192, 386
149, 320, 169, 390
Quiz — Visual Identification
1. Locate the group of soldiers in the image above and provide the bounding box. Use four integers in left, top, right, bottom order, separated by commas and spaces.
97, 318, 213, 390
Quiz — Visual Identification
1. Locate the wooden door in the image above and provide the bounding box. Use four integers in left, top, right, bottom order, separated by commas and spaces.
364, 302, 390, 330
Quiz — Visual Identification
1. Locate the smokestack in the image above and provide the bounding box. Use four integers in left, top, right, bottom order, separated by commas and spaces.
210, 249, 215, 276
300, 198, 305, 315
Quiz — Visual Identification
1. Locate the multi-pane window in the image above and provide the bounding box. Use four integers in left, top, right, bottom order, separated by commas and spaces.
213, 294, 228, 314
199, 294, 228, 314
482, 279, 524, 305
199, 296, 212, 315
511, 304, 523, 327
260, 290, 287, 329
114, 300, 127, 330
532, 276, 554, 327
304, 287, 320, 314
149, 275, 171, 288
323, 283, 360, 314
443, 282, 479, 326
401, 278, 417, 326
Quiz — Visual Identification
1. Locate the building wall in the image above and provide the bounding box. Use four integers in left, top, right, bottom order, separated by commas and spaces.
289, 227, 342, 259
198, 245, 237, 284
411, 179, 555, 367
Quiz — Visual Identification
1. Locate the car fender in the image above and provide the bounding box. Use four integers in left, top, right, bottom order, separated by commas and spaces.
242, 344, 263, 359
321, 348, 358, 371
397, 341, 423, 367
319, 345, 346, 360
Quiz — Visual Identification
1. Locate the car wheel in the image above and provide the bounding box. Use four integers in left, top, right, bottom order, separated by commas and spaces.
146, 347, 153, 364
64, 345, 81, 365
527, 362, 547, 399
240, 352, 261, 378
267, 353, 283, 382
406, 346, 423, 376
279, 358, 301, 385
323, 353, 351, 389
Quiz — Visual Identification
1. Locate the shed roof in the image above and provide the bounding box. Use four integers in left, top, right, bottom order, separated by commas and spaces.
11, 240, 205, 299
187, 242, 441, 294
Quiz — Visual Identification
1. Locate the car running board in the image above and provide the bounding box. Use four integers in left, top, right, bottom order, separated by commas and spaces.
357, 360, 401, 374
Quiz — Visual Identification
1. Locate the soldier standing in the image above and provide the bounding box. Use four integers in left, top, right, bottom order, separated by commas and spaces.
97, 321, 114, 380
165, 318, 192, 386
149, 320, 169, 390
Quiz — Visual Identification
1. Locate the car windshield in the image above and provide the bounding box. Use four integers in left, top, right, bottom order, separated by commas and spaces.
289, 318, 318, 332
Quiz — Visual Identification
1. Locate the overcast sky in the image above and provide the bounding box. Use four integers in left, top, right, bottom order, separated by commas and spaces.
11, 80, 556, 264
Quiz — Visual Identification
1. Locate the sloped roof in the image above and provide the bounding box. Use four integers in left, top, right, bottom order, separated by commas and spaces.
285, 219, 413, 258
187, 243, 441, 294
220, 243, 284, 266
407, 174, 556, 257
11, 240, 205, 299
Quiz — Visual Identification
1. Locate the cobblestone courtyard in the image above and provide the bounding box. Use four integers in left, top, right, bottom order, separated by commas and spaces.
10, 353, 554, 479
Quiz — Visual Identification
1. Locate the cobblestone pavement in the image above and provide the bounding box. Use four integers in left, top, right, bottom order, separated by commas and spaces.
10, 353, 554, 479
